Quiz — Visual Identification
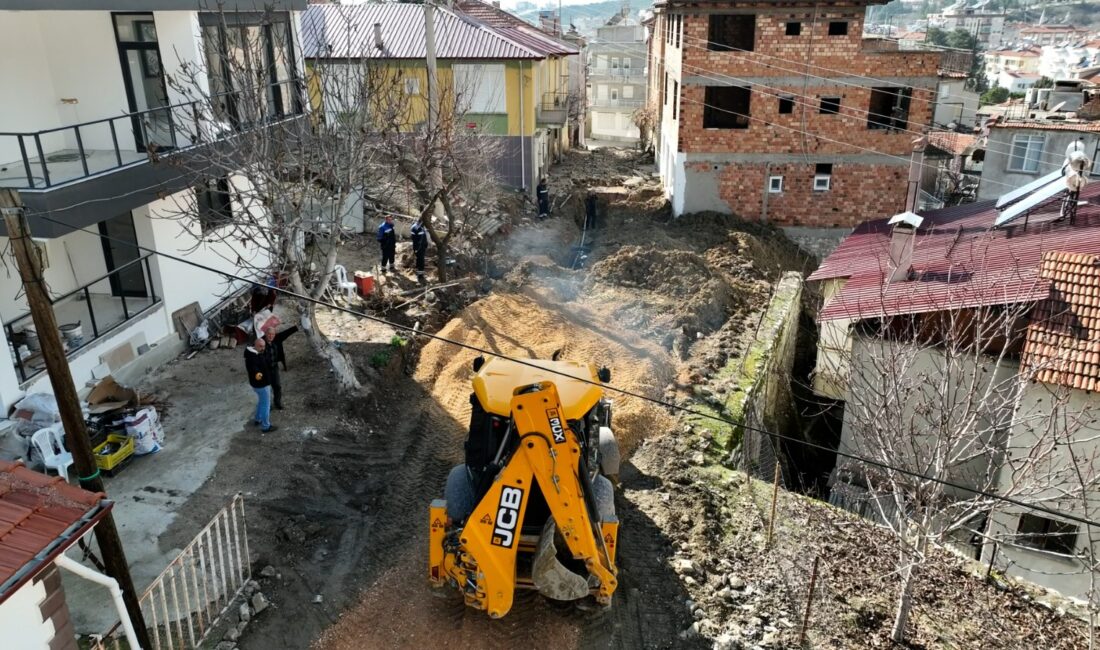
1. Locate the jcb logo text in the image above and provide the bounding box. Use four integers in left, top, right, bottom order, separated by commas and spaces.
491, 486, 524, 547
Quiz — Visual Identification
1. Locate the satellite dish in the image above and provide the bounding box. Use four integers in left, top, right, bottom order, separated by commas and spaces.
1067, 139, 1087, 158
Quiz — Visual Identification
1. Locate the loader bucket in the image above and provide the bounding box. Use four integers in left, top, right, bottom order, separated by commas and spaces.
531, 519, 589, 601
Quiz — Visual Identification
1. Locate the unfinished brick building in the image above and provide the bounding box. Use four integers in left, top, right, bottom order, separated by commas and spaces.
648, 0, 941, 228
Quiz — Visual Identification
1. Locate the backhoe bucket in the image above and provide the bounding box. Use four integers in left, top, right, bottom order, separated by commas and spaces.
531, 519, 589, 601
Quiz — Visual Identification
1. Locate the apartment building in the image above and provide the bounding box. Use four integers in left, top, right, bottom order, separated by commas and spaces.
648, 0, 940, 228
0, 1, 306, 410
587, 9, 647, 143
929, 2, 1006, 49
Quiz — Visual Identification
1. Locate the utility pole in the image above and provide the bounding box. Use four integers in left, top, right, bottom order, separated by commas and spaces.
423, 1, 444, 219
0, 189, 151, 650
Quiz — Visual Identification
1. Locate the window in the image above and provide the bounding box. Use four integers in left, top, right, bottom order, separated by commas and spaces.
663, 73, 669, 105
828, 21, 849, 36
675, 15, 682, 48
814, 164, 832, 191
778, 95, 794, 114
1017, 514, 1078, 555
868, 87, 912, 130
819, 96, 841, 115
623, 85, 635, 99
200, 12, 300, 125
454, 64, 506, 113
703, 86, 750, 129
786, 22, 801, 36
612, 57, 620, 69
672, 80, 679, 120
623, 57, 631, 70
768, 176, 784, 193
611, 88, 619, 101
709, 14, 755, 52
1009, 134, 1046, 173
404, 77, 421, 95
198, 176, 232, 232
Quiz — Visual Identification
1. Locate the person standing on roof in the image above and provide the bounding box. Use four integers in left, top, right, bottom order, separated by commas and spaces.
244, 338, 277, 433
410, 217, 429, 285
377, 214, 397, 273
536, 178, 550, 219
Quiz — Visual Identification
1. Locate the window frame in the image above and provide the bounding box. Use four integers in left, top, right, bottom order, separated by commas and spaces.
197, 175, 233, 234
768, 175, 784, 193
785, 21, 801, 36
1008, 134, 1046, 173
1017, 513, 1079, 556
828, 21, 849, 36
819, 96, 841, 115
778, 95, 795, 114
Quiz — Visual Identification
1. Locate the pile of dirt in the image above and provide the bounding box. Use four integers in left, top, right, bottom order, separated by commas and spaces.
415, 292, 675, 454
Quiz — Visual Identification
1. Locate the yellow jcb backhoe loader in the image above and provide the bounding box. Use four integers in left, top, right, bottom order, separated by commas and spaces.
429, 356, 622, 619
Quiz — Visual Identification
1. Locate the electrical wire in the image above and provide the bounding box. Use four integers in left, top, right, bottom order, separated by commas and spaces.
579, 33, 1077, 172
23, 208, 1100, 531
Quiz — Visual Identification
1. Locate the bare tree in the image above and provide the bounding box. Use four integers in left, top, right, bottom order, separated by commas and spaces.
632, 105, 656, 154
154, 8, 391, 392
829, 261, 1100, 642
367, 65, 504, 282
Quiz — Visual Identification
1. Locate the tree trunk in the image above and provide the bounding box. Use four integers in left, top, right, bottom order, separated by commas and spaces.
891, 537, 925, 643
288, 269, 363, 394
435, 244, 449, 283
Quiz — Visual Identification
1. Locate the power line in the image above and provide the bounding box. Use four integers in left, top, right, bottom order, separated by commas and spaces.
581, 34, 1075, 172
28, 209, 1100, 531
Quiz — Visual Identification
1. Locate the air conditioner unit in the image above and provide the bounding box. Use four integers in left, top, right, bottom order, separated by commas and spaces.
813, 174, 832, 191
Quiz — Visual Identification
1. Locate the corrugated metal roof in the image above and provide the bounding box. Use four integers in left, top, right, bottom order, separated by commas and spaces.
454, 0, 579, 57
301, 3, 543, 60
809, 182, 1100, 322
0, 461, 109, 604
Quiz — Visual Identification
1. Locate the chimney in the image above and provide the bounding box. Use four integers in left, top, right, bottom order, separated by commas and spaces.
886, 212, 923, 283
373, 23, 384, 51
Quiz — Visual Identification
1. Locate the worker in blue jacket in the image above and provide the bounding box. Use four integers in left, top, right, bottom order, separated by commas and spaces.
410, 218, 429, 284
377, 214, 397, 273
536, 178, 550, 218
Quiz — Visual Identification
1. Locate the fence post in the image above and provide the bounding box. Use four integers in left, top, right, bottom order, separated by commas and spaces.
766, 461, 780, 550
799, 555, 821, 646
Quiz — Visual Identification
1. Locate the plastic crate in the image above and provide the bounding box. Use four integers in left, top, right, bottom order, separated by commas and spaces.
93, 434, 134, 474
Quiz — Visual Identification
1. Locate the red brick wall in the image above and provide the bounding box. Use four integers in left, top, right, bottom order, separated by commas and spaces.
687, 160, 911, 227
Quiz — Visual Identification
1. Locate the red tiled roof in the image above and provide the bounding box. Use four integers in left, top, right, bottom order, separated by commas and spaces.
927, 131, 978, 156
0, 461, 109, 603
992, 120, 1100, 132
1022, 252, 1100, 391
809, 182, 1100, 322
454, 0, 579, 57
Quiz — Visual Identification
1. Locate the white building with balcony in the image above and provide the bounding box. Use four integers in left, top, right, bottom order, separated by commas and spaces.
928, 3, 1006, 49
0, 1, 306, 410
586, 10, 646, 143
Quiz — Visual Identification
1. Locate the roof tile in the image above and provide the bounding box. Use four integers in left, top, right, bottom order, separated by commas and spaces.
0, 462, 106, 601
1022, 251, 1100, 389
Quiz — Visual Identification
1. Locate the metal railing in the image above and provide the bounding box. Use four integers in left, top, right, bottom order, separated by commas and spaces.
540, 91, 571, 111
590, 98, 646, 109
0, 79, 304, 190
4, 254, 160, 384
92, 494, 251, 650
589, 67, 645, 79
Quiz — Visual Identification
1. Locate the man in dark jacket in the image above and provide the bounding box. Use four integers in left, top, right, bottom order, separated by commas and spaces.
410, 218, 429, 285
263, 325, 299, 410
377, 214, 397, 273
244, 338, 277, 432
536, 178, 550, 218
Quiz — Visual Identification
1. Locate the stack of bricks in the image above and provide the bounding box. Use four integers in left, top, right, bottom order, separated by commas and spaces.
650, 0, 941, 228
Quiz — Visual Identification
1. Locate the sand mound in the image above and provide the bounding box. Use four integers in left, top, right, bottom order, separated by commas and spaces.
415, 292, 674, 454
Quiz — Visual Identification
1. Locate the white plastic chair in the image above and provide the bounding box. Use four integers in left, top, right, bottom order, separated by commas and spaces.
32, 425, 73, 481
332, 264, 358, 300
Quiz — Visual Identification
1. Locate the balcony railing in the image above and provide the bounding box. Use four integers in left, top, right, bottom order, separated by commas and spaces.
0, 80, 304, 191
4, 255, 161, 384
537, 92, 571, 125
591, 98, 645, 109
589, 68, 645, 79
